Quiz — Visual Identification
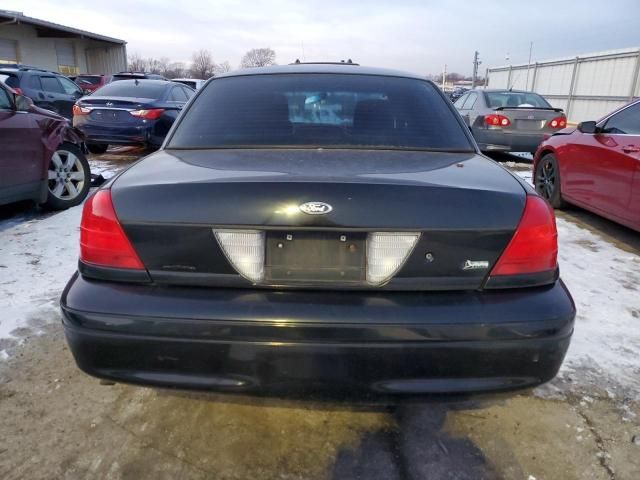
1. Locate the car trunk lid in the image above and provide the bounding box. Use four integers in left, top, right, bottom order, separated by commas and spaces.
494, 107, 564, 133
109, 149, 527, 290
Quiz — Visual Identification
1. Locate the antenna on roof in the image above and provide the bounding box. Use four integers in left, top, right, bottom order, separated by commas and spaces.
294, 59, 301, 64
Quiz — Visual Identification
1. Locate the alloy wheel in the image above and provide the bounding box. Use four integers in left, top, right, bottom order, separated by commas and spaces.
48, 150, 86, 200
536, 157, 556, 200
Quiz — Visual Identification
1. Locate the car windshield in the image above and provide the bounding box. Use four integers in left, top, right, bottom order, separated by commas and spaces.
168, 74, 474, 151
93, 80, 166, 98
485, 91, 551, 108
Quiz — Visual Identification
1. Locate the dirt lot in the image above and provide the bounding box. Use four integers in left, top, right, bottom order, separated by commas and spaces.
1, 150, 639, 479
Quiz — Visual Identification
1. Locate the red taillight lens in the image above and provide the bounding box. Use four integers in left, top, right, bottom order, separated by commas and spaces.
72, 104, 90, 116
13, 87, 23, 95
80, 190, 145, 270
484, 114, 511, 127
548, 116, 567, 129
130, 108, 165, 120
490, 195, 558, 276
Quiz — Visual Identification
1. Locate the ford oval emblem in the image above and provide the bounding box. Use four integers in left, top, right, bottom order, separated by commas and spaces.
299, 202, 333, 215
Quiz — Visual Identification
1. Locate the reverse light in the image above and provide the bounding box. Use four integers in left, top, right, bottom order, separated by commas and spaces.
72, 104, 91, 115
214, 230, 265, 283
548, 116, 567, 129
485, 114, 511, 127
490, 195, 558, 276
80, 190, 145, 269
366, 232, 421, 285
130, 108, 165, 120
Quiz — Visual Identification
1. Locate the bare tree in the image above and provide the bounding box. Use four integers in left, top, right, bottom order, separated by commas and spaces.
127, 53, 146, 72
164, 62, 187, 79
214, 60, 232, 75
240, 48, 276, 68
190, 49, 216, 79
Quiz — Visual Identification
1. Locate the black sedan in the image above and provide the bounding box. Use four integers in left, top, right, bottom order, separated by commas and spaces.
72, 79, 194, 153
61, 64, 575, 397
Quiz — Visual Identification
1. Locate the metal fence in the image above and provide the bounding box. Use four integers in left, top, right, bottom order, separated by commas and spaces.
486, 48, 640, 122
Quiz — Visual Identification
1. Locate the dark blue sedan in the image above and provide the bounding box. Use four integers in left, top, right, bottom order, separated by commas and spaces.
72, 79, 195, 153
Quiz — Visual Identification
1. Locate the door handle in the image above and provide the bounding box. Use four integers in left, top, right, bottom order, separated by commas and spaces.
622, 145, 640, 154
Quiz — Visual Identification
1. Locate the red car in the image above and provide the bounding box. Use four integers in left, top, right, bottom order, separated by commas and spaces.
533, 99, 640, 231
74, 74, 112, 93
0, 81, 91, 210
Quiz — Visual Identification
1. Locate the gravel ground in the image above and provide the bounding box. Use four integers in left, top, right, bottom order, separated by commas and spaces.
0, 150, 639, 479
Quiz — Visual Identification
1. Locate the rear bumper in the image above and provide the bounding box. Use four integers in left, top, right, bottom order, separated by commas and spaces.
61, 273, 575, 397
475, 129, 546, 153
75, 123, 158, 147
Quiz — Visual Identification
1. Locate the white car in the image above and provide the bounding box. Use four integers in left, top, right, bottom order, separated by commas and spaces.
171, 78, 206, 90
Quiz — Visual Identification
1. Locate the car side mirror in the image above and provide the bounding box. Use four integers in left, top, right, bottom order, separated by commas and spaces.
15, 94, 34, 112
577, 121, 597, 134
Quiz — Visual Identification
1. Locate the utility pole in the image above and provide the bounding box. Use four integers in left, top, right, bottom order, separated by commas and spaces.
471, 51, 481, 88
442, 63, 447, 91
525, 41, 533, 89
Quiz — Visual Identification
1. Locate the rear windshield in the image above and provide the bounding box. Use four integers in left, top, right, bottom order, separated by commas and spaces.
168, 74, 473, 151
76, 75, 102, 85
485, 91, 551, 109
93, 81, 166, 99
175, 80, 196, 89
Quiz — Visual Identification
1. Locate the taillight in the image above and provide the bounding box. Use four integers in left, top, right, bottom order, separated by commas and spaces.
130, 108, 165, 120
484, 114, 511, 127
214, 230, 265, 282
80, 190, 145, 270
13, 87, 23, 95
548, 116, 567, 129
490, 195, 557, 276
366, 232, 421, 285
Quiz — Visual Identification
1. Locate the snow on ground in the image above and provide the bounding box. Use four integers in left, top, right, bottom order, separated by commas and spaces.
0, 161, 639, 398
0, 205, 81, 347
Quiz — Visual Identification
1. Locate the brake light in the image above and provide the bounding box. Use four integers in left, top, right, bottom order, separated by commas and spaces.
130, 108, 165, 120
484, 114, 511, 127
80, 190, 145, 270
12, 87, 23, 95
548, 116, 567, 129
490, 195, 557, 276
72, 104, 91, 116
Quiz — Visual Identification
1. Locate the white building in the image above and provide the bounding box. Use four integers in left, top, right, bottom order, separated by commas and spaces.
486, 48, 640, 121
0, 9, 127, 75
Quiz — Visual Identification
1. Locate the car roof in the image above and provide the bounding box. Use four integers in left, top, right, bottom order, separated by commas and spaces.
216, 63, 426, 81
172, 78, 204, 82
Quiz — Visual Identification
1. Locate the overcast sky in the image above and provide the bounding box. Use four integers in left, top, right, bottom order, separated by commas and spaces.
3, 0, 639, 75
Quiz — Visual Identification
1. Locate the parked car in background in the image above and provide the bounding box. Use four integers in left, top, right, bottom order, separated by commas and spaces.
0, 81, 91, 209
171, 78, 206, 90
534, 98, 640, 231
73, 79, 195, 153
454, 89, 567, 154
449, 87, 468, 103
74, 74, 112, 94
62, 64, 575, 397
0, 67, 84, 119
111, 72, 169, 82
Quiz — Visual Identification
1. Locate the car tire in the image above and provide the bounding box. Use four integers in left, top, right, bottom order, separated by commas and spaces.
535, 153, 566, 209
87, 143, 108, 154
42, 142, 91, 211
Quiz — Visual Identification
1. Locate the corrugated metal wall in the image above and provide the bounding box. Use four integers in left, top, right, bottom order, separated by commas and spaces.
486, 48, 640, 122
86, 44, 127, 74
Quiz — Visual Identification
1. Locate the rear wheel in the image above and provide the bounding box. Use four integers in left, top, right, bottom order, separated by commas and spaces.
87, 143, 108, 154
535, 153, 566, 209
42, 143, 91, 210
